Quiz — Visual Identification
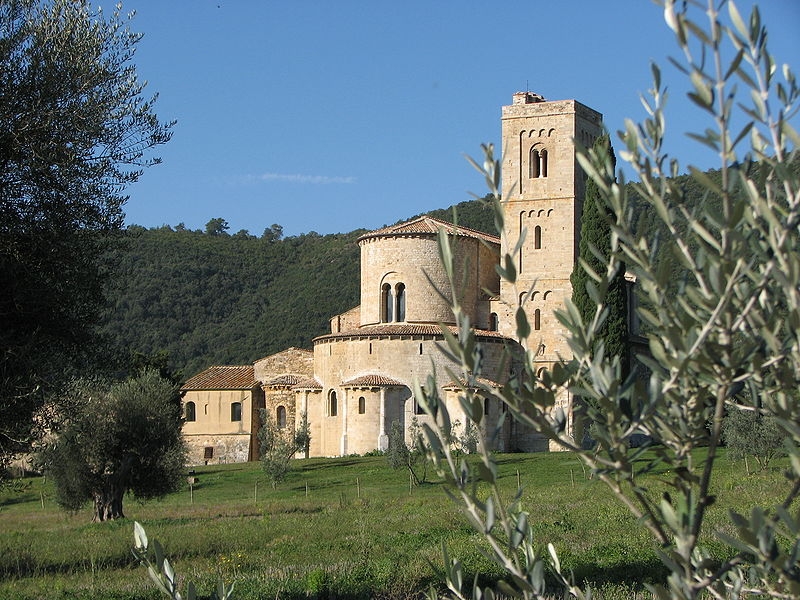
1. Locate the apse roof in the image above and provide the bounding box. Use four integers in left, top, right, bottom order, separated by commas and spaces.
290, 377, 323, 390
264, 374, 306, 388
358, 216, 500, 245
314, 323, 510, 342
341, 374, 405, 388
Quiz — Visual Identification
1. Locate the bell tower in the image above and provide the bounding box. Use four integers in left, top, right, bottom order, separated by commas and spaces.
496, 92, 603, 369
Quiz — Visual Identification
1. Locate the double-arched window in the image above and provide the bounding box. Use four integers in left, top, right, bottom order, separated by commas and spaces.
381, 281, 406, 323
529, 146, 549, 178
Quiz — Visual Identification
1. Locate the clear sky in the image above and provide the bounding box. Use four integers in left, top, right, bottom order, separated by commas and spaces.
117, 1, 799, 237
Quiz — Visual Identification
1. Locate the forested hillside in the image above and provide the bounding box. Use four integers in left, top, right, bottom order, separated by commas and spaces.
103, 157, 788, 381
100, 197, 497, 378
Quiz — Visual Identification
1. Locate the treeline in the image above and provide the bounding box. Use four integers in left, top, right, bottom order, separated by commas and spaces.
100, 197, 498, 378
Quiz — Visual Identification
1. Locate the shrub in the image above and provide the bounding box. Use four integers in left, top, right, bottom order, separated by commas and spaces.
723, 406, 787, 470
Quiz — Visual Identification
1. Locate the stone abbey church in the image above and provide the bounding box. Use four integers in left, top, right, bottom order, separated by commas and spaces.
181, 92, 604, 464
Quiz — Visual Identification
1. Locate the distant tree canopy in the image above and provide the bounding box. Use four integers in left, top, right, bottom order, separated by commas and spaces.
205, 217, 230, 236
100, 226, 365, 376
0, 0, 172, 470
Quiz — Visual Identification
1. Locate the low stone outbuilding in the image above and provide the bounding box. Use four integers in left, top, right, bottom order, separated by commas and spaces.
181, 365, 263, 464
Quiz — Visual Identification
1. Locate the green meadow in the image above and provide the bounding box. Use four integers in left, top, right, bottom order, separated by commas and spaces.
0, 450, 790, 599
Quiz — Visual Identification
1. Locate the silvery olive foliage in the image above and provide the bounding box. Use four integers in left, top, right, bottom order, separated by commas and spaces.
419, 1, 799, 598
133, 521, 235, 600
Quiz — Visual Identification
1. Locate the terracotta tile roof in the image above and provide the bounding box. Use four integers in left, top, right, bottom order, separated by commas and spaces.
264, 374, 305, 388
253, 347, 313, 363
358, 216, 500, 245
443, 376, 503, 390
181, 365, 256, 391
315, 323, 510, 342
342, 374, 405, 388
291, 377, 322, 390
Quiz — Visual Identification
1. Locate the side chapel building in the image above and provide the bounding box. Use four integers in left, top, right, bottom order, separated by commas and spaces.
181, 92, 604, 464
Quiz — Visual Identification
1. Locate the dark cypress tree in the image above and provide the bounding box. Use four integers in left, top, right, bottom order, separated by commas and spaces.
571, 136, 630, 370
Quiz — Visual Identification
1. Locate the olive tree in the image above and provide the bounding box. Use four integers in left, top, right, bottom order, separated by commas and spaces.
0, 0, 173, 471
419, 1, 799, 598
258, 409, 312, 488
38, 370, 186, 521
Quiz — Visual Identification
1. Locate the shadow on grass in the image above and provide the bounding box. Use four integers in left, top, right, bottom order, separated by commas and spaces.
463, 554, 669, 596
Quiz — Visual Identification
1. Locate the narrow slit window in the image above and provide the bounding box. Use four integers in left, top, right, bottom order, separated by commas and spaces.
328, 391, 338, 417
534, 308, 541, 331
534, 225, 542, 249
358, 396, 366, 414
529, 147, 540, 178
395, 283, 406, 321
381, 283, 392, 322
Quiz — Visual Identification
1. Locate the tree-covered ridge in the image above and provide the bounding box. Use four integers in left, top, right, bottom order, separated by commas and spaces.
101, 227, 361, 377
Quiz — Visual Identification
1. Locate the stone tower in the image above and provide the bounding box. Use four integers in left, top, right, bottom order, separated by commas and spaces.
495, 93, 602, 443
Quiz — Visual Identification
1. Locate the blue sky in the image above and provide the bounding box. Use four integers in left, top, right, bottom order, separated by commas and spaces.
118, 1, 799, 237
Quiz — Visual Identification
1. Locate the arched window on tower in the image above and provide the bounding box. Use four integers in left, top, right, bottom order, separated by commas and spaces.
540, 149, 548, 177
529, 147, 540, 178
328, 390, 338, 417
395, 283, 406, 321
534, 308, 541, 331
358, 396, 366, 414
534, 225, 542, 249
489, 312, 499, 331
276, 405, 287, 429
185, 401, 196, 422
381, 283, 392, 323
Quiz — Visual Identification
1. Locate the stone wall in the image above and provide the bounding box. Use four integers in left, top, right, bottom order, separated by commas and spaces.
254, 347, 314, 383
359, 234, 498, 327
310, 333, 519, 455
184, 433, 252, 465
330, 306, 360, 333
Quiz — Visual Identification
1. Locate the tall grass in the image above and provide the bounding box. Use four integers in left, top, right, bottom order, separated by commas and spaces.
0, 450, 790, 599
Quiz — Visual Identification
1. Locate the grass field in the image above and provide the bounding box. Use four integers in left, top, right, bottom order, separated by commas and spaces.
0, 449, 791, 599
